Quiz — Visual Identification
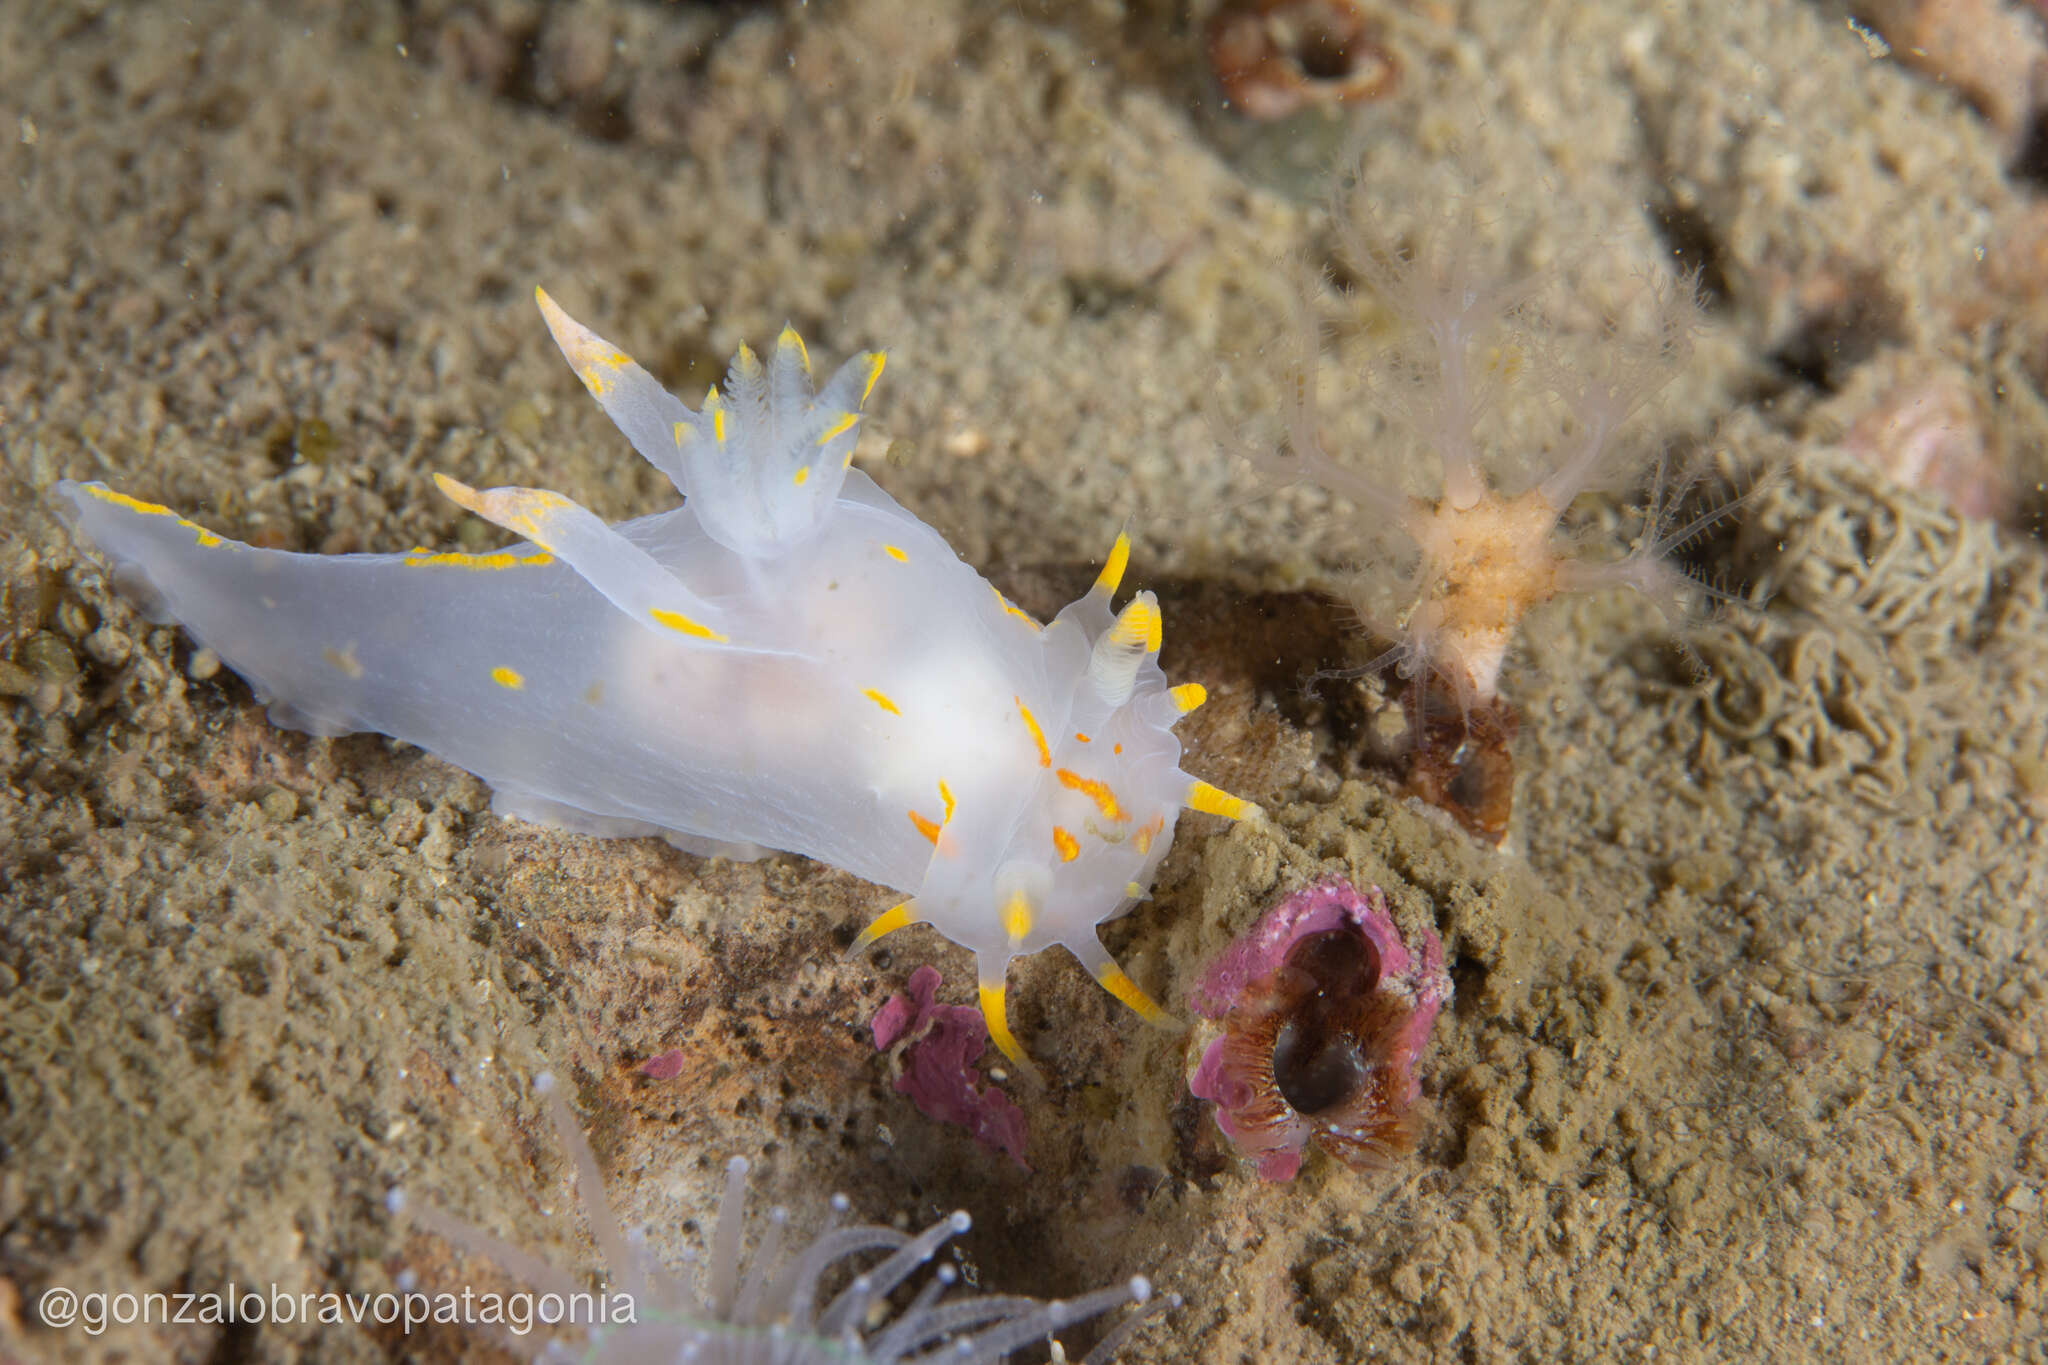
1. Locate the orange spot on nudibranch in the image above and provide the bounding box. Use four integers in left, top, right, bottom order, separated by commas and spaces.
1052, 826, 1080, 862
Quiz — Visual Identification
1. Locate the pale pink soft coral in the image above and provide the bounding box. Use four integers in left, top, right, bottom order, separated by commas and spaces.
1212, 191, 1737, 840
1188, 877, 1450, 1181
872, 965, 1030, 1168
1216, 198, 1715, 712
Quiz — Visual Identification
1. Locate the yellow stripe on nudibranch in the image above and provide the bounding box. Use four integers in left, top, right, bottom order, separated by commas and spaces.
860, 353, 887, 406
990, 586, 1041, 629
1169, 682, 1208, 713
1186, 780, 1260, 821
865, 688, 901, 717
673, 420, 691, 446
1057, 768, 1126, 821
1094, 530, 1131, 596
815, 412, 859, 445
705, 389, 727, 442
85, 486, 179, 520
777, 325, 811, 375
81, 484, 225, 548
491, 666, 525, 689
883, 544, 908, 563
649, 607, 729, 642
938, 779, 956, 824
1093, 961, 1167, 1024
849, 901, 914, 955
1052, 826, 1080, 862
403, 550, 557, 570
1015, 697, 1051, 769
734, 341, 762, 380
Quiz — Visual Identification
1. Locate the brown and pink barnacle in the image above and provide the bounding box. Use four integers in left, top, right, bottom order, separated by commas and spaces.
1186, 877, 1449, 1181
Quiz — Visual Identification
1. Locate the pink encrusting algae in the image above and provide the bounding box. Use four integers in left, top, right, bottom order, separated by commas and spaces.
872, 964, 1030, 1168
1188, 878, 1451, 1181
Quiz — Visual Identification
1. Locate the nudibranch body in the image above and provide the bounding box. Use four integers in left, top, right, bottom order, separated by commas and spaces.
53, 291, 1259, 1065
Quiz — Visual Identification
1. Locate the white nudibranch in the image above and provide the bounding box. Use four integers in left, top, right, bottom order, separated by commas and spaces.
53, 289, 1260, 1069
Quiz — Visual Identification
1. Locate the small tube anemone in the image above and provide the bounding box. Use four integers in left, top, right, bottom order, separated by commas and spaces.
1187, 879, 1450, 1182
395, 1073, 1171, 1364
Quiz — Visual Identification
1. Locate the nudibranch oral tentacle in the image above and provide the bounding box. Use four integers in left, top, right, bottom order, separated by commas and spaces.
52, 291, 1260, 1070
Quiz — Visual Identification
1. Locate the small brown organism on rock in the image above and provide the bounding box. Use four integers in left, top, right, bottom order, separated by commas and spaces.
1206, 0, 1398, 121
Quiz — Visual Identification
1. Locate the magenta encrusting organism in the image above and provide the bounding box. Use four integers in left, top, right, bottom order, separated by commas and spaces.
1187, 878, 1450, 1181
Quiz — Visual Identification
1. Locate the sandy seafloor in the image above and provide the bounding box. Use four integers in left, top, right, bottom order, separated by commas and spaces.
3, 0, 2047, 1360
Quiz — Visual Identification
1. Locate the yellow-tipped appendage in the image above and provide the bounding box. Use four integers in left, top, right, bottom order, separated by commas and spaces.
1186, 779, 1261, 822
849, 901, 916, 956
977, 980, 1041, 1081
1093, 529, 1131, 596
1093, 961, 1168, 1024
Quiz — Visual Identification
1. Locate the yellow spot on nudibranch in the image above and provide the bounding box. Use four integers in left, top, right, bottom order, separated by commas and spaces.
649, 607, 729, 642
883, 544, 908, 563
850, 901, 914, 955
491, 666, 525, 689
1093, 962, 1167, 1024
1001, 890, 1034, 944
1169, 682, 1208, 714
322, 645, 362, 679
1057, 769, 1126, 821
865, 688, 901, 717
583, 681, 605, 705
860, 353, 887, 407
578, 365, 614, 397
735, 342, 762, 379
793, 466, 810, 487
1074, 732, 1091, 743
908, 808, 942, 845
1093, 530, 1131, 596
1015, 697, 1051, 769
1052, 826, 1080, 862
815, 412, 859, 445
1187, 780, 1260, 822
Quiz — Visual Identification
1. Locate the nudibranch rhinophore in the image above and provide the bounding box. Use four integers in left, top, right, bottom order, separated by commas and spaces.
53, 289, 1261, 1069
